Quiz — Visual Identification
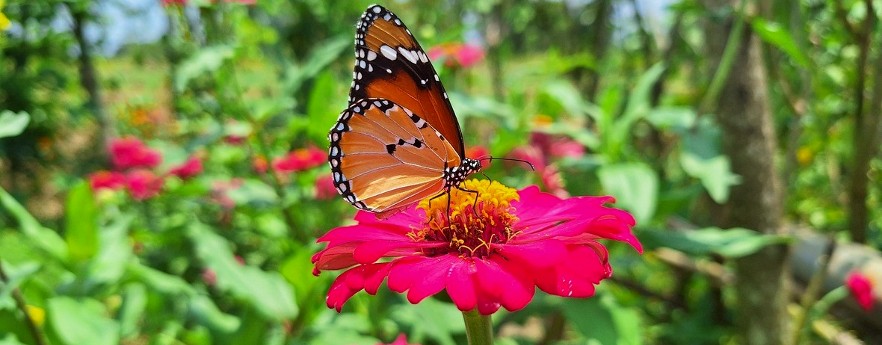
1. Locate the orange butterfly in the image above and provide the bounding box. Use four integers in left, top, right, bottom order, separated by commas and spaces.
328, 5, 481, 217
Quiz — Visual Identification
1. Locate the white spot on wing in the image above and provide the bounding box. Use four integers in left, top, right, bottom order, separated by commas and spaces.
380, 45, 398, 60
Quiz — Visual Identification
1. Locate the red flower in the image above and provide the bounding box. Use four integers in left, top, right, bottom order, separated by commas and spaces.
89, 171, 126, 191
272, 146, 325, 173
428, 43, 485, 69
378, 334, 419, 345
110, 137, 162, 170
313, 180, 641, 315
846, 272, 874, 311
162, 0, 187, 6
169, 156, 203, 180
315, 174, 337, 200
125, 170, 164, 200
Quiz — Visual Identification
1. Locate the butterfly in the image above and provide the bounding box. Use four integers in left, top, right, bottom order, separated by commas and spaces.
328, 4, 482, 218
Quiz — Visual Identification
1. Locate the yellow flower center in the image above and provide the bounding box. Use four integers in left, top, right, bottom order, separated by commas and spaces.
410, 179, 520, 258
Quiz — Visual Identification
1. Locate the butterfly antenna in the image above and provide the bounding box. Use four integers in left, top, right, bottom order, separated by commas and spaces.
479, 156, 536, 171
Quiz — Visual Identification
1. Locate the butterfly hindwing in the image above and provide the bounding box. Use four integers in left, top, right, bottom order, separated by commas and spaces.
349, 4, 465, 157
328, 99, 462, 216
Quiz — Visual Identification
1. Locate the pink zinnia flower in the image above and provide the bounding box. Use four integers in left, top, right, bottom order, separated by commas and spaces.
846, 272, 875, 311
110, 137, 162, 170
313, 179, 641, 315
125, 170, 164, 200
89, 170, 126, 191
428, 43, 485, 69
273, 146, 325, 173
314, 174, 337, 200
169, 156, 203, 180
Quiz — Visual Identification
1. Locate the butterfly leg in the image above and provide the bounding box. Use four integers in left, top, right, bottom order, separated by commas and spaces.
454, 184, 481, 219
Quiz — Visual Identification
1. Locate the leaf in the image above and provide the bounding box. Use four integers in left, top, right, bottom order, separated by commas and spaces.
306, 70, 341, 144
0, 334, 27, 345
751, 18, 810, 68
607, 64, 665, 156
226, 179, 279, 205
0, 261, 40, 310
175, 45, 236, 91
46, 297, 119, 345
126, 262, 196, 296
83, 215, 134, 287
188, 294, 241, 333
645, 106, 696, 130
598, 162, 658, 223
562, 297, 619, 345
639, 227, 791, 258
117, 283, 147, 338
391, 298, 464, 345
680, 152, 740, 203
188, 225, 298, 321
283, 35, 349, 95
65, 182, 99, 262
0, 111, 30, 138
0, 187, 67, 261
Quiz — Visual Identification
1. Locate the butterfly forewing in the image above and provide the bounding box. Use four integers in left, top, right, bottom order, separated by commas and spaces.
329, 99, 462, 217
349, 5, 465, 157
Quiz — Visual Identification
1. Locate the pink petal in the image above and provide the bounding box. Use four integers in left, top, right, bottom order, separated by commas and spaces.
477, 258, 534, 311
445, 260, 478, 311
497, 240, 567, 268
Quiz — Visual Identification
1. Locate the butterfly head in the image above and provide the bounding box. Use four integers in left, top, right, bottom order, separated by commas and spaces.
443, 158, 482, 189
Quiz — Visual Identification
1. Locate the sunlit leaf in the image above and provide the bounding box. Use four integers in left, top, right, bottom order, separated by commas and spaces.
188, 225, 298, 321
175, 45, 236, 91
0, 187, 67, 261
188, 294, 241, 333
117, 283, 147, 339
0, 261, 40, 310
680, 152, 740, 203
751, 18, 811, 68
47, 297, 119, 345
65, 182, 99, 262
640, 227, 791, 258
0, 111, 29, 138
598, 162, 658, 223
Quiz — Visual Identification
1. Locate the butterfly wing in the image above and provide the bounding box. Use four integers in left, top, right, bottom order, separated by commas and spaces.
349, 5, 466, 157
329, 99, 462, 217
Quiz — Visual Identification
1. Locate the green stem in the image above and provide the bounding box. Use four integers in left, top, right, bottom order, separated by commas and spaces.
698, 0, 748, 115
462, 310, 493, 345
0, 261, 47, 345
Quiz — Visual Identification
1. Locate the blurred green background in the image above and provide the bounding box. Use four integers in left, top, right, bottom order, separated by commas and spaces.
1, 0, 881, 344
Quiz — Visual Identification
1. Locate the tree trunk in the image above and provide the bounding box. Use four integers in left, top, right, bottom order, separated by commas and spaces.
703, 0, 790, 343
70, 3, 113, 161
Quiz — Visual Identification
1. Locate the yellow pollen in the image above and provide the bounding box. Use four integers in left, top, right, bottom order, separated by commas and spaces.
413, 179, 520, 257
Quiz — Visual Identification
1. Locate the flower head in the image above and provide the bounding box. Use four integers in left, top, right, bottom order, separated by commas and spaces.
846, 272, 874, 311
428, 43, 485, 69
313, 180, 641, 315
110, 137, 162, 170
125, 170, 164, 200
273, 146, 325, 173
89, 170, 126, 191
314, 174, 337, 200
169, 156, 203, 180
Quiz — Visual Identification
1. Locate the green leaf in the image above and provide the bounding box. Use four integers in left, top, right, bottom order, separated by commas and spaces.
188, 294, 241, 333
126, 262, 196, 296
306, 70, 341, 144
645, 107, 696, 130
0, 261, 40, 309
391, 298, 464, 345
751, 18, 810, 68
562, 297, 618, 345
0, 187, 68, 261
188, 225, 298, 321
47, 297, 119, 345
175, 45, 236, 91
639, 227, 791, 258
84, 215, 133, 287
117, 283, 147, 338
226, 179, 278, 205
65, 182, 99, 262
0, 334, 27, 345
0, 111, 30, 138
680, 152, 740, 203
283, 35, 349, 95
598, 162, 658, 223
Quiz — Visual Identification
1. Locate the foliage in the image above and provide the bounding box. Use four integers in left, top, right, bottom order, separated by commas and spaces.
1, 0, 880, 344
